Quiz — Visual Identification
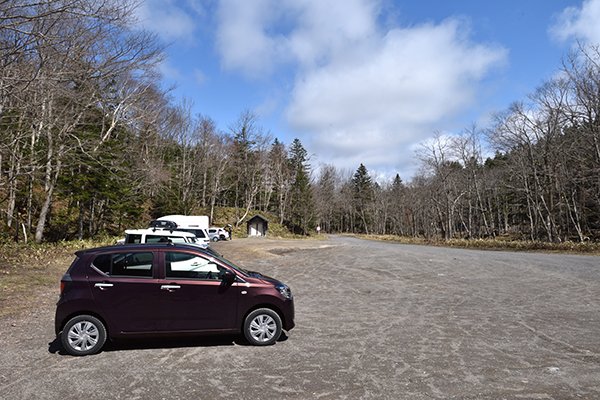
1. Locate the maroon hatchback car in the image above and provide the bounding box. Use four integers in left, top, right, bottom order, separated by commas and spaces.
55, 243, 295, 356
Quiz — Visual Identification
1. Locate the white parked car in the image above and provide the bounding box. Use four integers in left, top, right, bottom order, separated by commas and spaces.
208, 227, 230, 241
119, 229, 208, 247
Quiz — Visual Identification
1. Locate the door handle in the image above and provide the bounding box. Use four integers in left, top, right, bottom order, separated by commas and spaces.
94, 283, 113, 290
161, 285, 181, 292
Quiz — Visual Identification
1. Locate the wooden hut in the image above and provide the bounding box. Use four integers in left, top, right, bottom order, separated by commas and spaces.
247, 215, 268, 237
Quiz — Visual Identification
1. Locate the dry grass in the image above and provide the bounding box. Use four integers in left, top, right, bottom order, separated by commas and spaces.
355, 234, 600, 255
0, 238, 117, 318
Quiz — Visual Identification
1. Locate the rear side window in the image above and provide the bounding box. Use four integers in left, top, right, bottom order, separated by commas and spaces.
91, 252, 154, 278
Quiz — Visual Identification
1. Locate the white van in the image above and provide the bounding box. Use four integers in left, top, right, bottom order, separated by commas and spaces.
153, 215, 211, 244
157, 215, 209, 228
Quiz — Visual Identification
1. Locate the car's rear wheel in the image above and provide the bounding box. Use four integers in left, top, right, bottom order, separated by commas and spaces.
212, 236, 219, 242
61, 315, 107, 356
243, 308, 282, 346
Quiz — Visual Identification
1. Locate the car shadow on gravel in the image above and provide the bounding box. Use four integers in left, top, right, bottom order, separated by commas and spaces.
48, 335, 238, 355
48, 332, 289, 355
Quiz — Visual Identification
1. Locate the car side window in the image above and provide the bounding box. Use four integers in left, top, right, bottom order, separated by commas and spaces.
145, 235, 187, 244
92, 252, 154, 278
125, 234, 142, 244
165, 251, 223, 280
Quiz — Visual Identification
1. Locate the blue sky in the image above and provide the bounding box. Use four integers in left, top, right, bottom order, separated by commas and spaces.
134, 0, 600, 181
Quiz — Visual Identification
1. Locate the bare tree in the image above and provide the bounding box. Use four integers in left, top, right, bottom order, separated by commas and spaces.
228, 111, 271, 226
416, 133, 465, 239
0, 0, 163, 241
314, 164, 339, 233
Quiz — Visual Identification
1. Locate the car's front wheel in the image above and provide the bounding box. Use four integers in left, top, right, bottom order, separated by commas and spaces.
243, 308, 282, 346
60, 314, 107, 356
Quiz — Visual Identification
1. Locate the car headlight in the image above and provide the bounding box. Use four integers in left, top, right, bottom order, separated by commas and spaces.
276, 284, 292, 300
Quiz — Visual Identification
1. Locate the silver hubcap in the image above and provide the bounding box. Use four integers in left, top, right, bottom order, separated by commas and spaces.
67, 321, 99, 351
249, 314, 277, 342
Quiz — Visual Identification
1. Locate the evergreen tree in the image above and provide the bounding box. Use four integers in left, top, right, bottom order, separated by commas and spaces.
352, 163, 374, 234
268, 139, 292, 223
315, 164, 338, 233
388, 173, 406, 235
288, 138, 314, 235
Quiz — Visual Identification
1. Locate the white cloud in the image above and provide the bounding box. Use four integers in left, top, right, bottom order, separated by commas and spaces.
135, 0, 198, 42
286, 18, 506, 177
158, 60, 183, 82
286, 0, 379, 68
215, 0, 287, 78
185, 0, 210, 18
215, 0, 379, 77
290, 20, 504, 128
212, 0, 507, 179
551, 0, 600, 44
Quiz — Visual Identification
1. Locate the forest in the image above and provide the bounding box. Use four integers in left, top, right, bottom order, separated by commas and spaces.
1, 1, 600, 243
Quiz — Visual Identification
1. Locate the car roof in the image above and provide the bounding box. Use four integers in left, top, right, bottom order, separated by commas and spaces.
124, 228, 196, 237
75, 243, 217, 257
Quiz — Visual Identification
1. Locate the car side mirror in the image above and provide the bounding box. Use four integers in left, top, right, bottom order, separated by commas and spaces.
222, 270, 236, 284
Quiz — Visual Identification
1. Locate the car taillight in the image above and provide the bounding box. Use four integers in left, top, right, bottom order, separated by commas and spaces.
59, 273, 72, 295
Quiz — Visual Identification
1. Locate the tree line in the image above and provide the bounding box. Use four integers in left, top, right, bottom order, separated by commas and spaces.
1, 1, 599, 243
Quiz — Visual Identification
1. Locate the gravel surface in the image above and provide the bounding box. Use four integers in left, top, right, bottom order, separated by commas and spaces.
1, 235, 599, 399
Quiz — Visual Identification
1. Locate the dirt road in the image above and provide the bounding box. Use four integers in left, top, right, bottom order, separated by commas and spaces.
1, 236, 599, 399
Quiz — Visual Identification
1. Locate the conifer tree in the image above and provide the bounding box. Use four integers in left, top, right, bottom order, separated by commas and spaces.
352, 163, 374, 234
288, 138, 314, 235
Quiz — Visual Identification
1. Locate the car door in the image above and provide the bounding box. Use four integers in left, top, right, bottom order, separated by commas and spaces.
87, 250, 163, 334
158, 250, 240, 332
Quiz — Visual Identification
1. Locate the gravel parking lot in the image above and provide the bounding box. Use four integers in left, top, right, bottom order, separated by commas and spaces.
1, 236, 599, 399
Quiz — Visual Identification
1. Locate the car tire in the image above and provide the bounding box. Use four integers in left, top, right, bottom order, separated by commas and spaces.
243, 308, 282, 346
60, 314, 107, 356
212, 236, 219, 242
